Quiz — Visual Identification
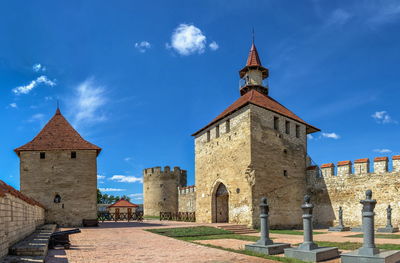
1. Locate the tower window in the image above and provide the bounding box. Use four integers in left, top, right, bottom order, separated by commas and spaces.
284, 170, 288, 177
226, 119, 230, 133
274, 117, 279, 130
216, 125, 220, 138
285, 121, 290, 134
207, 130, 210, 142
40, 152, 46, 159
295, 125, 300, 138
71, 151, 77, 159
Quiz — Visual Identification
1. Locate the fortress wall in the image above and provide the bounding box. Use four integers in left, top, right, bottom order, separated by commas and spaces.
307, 156, 400, 228
143, 166, 187, 217
178, 186, 196, 212
0, 180, 45, 259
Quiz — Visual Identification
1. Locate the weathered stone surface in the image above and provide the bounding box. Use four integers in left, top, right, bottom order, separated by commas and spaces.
195, 103, 309, 228
178, 186, 196, 213
20, 150, 98, 227
143, 166, 186, 217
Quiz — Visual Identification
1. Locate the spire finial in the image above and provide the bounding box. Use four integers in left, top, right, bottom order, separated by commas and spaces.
56, 100, 61, 115
252, 27, 255, 44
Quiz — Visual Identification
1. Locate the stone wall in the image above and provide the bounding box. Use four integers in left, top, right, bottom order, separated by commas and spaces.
0, 180, 45, 259
19, 150, 98, 227
307, 156, 400, 228
178, 186, 196, 212
250, 104, 308, 229
195, 106, 253, 225
143, 166, 187, 217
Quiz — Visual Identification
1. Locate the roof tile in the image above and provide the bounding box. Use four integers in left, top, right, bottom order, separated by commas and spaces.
108, 199, 139, 208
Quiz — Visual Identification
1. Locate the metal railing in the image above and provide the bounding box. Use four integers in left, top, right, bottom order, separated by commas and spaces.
160, 212, 196, 222
97, 211, 143, 222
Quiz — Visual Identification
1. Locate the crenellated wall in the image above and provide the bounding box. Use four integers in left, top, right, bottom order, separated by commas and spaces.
143, 166, 187, 217
307, 155, 400, 228
178, 186, 196, 213
0, 180, 45, 259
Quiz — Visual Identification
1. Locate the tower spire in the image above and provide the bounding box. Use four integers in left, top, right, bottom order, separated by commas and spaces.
239, 39, 269, 96
56, 100, 61, 115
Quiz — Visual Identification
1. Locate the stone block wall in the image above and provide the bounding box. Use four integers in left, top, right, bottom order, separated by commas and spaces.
143, 166, 187, 217
0, 180, 45, 259
307, 155, 400, 228
178, 186, 196, 212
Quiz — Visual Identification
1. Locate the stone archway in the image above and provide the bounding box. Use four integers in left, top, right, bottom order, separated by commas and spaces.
213, 183, 229, 223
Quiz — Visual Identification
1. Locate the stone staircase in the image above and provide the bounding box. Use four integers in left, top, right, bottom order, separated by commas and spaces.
217, 224, 259, 234
1, 224, 56, 263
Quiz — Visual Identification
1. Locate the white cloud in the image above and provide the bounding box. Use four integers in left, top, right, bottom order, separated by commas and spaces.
97, 175, 105, 179
28, 113, 45, 123
110, 175, 143, 183
33, 63, 46, 72
70, 77, 107, 128
321, 132, 341, 139
367, 0, 400, 26
371, 111, 397, 124
307, 134, 314, 140
134, 41, 151, 53
373, 148, 392, 154
209, 41, 219, 51
129, 193, 143, 200
13, 75, 56, 95
9, 103, 17, 108
99, 188, 126, 192
124, 157, 133, 162
326, 9, 352, 26
167, 24, 207, 55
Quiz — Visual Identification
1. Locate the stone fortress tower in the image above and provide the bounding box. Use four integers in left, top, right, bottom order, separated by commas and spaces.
143, 166, 187, 217
192, 42, 320, 228
15, 108, 101, 227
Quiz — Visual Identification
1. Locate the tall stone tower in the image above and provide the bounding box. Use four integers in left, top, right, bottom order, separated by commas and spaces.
192, 42, 320, 228
143, 166, 187, 217
15, 108, 101, 227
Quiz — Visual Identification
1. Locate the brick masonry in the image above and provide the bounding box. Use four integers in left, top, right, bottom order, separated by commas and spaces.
0, 181, 45, 258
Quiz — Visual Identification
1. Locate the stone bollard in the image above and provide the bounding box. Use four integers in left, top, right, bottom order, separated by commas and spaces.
378, 205, 399, 233
245, 197, 290, 255
342, 190, 400, 262
284, 195, 339, 262
329, 206, 350, 232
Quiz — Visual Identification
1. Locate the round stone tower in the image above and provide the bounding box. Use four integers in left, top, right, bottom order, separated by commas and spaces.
143, 166, 187, 217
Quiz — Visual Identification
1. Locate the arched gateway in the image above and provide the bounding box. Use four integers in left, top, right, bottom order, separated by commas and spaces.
213, 183, 229, 223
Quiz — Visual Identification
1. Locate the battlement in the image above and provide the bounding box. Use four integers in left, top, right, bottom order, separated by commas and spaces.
143, 166, 187, 177
309, 155, 400, 177
178, 185, 196, 195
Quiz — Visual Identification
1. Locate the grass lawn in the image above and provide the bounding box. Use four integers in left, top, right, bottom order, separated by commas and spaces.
270, 229, 324, 235
312, 241, 400, 251
147, 226, 307, 263
346, 233, 400, 239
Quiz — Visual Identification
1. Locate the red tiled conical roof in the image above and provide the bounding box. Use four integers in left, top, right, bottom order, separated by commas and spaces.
15, 108, 101, 155
246, 43, 262, 67
192, 89, 320, 136
108, 199, 139, 208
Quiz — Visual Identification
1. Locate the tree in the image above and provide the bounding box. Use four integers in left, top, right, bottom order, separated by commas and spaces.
97, 189, 131, 204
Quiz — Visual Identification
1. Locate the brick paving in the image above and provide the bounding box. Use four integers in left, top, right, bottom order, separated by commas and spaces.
45, 221, 274, 263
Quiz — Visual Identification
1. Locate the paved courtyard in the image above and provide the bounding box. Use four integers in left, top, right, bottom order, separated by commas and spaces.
45, 220, 400, 263
45, 220, 274, 263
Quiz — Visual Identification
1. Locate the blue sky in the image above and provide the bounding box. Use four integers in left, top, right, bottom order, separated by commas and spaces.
1, 0, 400, 203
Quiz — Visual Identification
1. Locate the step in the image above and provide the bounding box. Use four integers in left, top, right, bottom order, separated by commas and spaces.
0, 255, 45, 263
8, 225, 56, 257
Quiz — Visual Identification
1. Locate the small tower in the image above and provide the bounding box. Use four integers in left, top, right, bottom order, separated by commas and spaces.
15, 108, 101, 227
143, 166, 187, 217
239, 42, 269, 96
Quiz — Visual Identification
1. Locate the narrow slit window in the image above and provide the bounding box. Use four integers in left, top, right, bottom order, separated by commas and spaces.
71, 151, 77, 159
296, 125, 300, 138
207, 130, 210, 142
274, 117, 279, 130
226, 119, 230, 133
216, 125, 220, 138
40, 152, 46, 159
284, 170, 288, 177
285, 121, 290, 134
